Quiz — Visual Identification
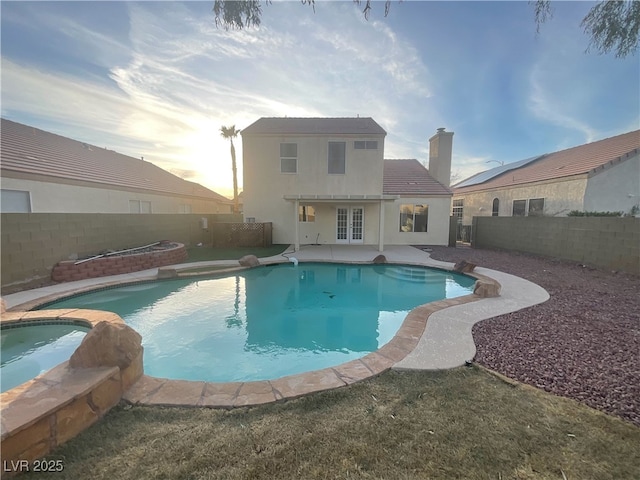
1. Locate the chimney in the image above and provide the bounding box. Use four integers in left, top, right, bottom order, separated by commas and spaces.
428, 127, 454, 187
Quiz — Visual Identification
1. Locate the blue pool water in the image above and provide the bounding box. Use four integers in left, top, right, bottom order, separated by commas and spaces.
1, 323, 90, 392
38, 263, 475, 382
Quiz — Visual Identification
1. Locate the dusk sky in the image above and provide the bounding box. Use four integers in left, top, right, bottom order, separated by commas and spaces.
2, 1, 638, 198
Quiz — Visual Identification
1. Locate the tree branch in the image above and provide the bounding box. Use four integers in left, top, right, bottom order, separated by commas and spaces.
530, 0, 553, 34
581, 0, 640, 58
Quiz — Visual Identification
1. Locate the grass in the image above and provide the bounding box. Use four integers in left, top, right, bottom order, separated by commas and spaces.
184, 245, 289, 263
25, 366, 639, 480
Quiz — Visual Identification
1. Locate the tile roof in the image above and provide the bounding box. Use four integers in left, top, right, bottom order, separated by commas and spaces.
0, 118, 231, 202
383, 159, 452, 196
241, 117, 387, 136
453, 130, 640, 194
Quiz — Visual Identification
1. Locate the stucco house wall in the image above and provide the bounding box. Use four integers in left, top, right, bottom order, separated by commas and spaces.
384, 197, 451, 245
455, 177, 588, 224
243, 132, 385, 246
291, 202, 383, 246
1, 177, 231, 214
584, 153, 640, 214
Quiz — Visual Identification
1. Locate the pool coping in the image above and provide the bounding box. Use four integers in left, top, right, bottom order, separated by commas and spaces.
1, 244, 550, 410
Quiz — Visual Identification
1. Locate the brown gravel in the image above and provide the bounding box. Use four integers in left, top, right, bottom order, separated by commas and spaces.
427, 245, 640, 427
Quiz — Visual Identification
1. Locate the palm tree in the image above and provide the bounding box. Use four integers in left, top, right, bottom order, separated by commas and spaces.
220, 125, 241, 214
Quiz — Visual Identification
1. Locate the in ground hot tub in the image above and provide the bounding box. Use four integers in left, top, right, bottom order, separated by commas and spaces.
1, 321, 90, 392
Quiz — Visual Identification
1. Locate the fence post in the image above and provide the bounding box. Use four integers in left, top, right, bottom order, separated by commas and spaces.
448, 216, 457, 247
471, 216, 478, 247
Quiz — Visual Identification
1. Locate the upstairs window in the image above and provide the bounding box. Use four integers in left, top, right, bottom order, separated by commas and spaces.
280, 143, 297, 173
328, 142, 346, 174
354, 140, 378, 150
492, 198, 499, 216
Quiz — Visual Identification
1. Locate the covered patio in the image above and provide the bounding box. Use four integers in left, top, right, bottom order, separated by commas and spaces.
283, 194, 398, 251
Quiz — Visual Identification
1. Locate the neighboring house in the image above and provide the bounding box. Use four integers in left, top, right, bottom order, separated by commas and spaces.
451, 130, 640, 231
241, 117, 453, 250
0, 118, 233, 214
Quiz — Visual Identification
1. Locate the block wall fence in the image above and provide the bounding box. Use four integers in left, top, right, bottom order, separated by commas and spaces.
472, 216, 639, 274
1, 213, 241, 288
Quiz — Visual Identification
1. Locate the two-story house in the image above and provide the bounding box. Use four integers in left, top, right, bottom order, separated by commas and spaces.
241, 117, 453, 250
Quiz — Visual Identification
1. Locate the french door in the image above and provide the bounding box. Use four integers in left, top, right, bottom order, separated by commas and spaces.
336, 206, 364, 244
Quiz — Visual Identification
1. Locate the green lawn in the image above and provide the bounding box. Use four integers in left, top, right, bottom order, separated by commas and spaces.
185, 245, 289, 263
23, 366, 640, 480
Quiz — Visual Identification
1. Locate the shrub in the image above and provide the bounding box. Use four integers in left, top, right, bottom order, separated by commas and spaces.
567, 210, 623, 217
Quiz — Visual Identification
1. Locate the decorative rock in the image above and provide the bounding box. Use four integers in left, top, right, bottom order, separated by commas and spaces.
69, 321, 143, 370
372, 254, 387, 264
454, 260, 476, 273
473, 280, 501, 298
239, 254, 260, 267
157, 267, 178, 279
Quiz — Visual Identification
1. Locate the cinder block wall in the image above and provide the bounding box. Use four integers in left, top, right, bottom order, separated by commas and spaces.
472, 216, 640, 274
1, 213, 241, 287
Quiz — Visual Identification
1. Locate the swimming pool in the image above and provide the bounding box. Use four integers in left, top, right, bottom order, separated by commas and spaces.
38, 263, 475, 382
1, 322, 91, 392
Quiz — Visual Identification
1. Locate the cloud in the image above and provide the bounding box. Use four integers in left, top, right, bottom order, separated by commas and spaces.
1, 59, 135, 145
0, 2, 533, 194
451, 154, 493, 184
527, 63, 599, 143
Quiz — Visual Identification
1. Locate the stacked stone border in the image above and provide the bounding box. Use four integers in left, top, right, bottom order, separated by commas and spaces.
51, 243, 187, 282
0, 310, 143, 476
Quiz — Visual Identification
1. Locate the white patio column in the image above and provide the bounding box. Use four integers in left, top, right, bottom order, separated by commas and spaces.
294, 198, 300, 251
378, 200, 385, 252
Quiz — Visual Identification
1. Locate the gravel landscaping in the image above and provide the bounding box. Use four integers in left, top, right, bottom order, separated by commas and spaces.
428, 245, 640, 427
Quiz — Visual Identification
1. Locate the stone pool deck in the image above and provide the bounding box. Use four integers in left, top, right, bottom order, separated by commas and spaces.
3, 244, 549, 408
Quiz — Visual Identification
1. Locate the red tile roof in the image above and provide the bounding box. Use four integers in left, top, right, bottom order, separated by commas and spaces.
383, 159, 452, 196
454, 130, 640, 194
0, 118, 231, 202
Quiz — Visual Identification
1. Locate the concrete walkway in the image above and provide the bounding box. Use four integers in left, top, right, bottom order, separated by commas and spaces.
394, 267, 549, 370
4, 244, 549, 372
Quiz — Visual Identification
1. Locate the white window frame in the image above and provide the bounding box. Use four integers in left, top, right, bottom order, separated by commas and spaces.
399, 204, 428, 232
354, 140, 378, 150
280, 143, 297, 174
298, 205, 315, 222
328, 142, 346, 175
1, 189, 32, 212
452, 199, 464, 220
528, 198, 545, 216
130, 200, 152, 214
512, 199, 526, 216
